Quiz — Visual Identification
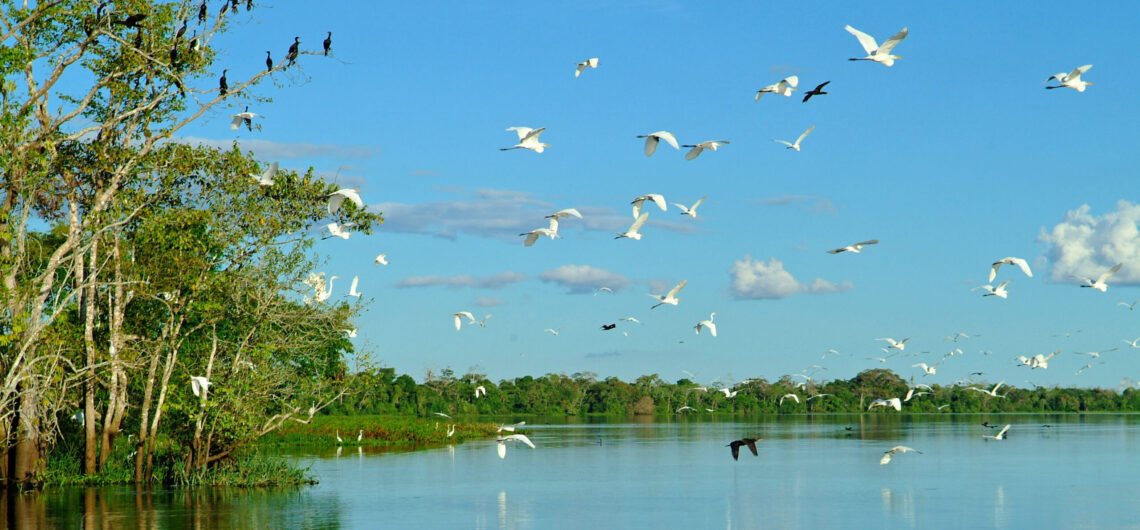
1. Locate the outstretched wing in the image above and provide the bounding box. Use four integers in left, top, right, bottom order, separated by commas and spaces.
1097, 263, 1123, 284
666, 279, 688, 298
845, 25, 879, 54
877, 27, 908, 54
653, 131, 679, 150
795, 125, 815, 145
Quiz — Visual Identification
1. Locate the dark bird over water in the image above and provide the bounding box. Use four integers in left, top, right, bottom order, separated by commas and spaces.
600, 323, 616, 331
286, 36, 300, 63
728, 438, 761, 460
323, 31, 332, 56
802, 80, 830, 103
219, 69, 228, 95
265, 50, 273, 71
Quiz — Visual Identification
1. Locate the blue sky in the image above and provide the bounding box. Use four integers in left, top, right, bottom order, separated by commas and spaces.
177, 1, 1140, 389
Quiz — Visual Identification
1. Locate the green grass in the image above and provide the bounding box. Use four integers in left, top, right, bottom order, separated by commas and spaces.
260, 414, 500, 448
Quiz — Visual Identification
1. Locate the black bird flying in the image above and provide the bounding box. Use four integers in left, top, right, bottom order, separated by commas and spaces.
727, 438, 761, 460
802, 81, 830, 103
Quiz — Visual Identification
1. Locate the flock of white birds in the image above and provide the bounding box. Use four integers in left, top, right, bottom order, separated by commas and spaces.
201, 21, 1121, 461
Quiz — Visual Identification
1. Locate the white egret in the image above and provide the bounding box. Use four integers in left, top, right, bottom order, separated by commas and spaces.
983, 424, 1011, 441
433, 412, 452, 418
497, 421, 526, 433
965, 380, 1006, 398
250, 161, 277, 186
520, 227, 559, 247
880, 445, 922, 465
1076, 262, 1122, 292
694, 312, 717, 337
452, 311, 475, 331
672, 196, 707, 218
828, 239, 879, 254
755, 75, 799, 100
779, 393, 800, 405
496, 433, 536, 459
903, 388, 928, 402
1016, 349, 1061, 369
1122, 337, 1140, 349
912, 363, 938, 375
574, 57, 598, 77
631, 194, 668, 219
1118, 300, 1139, 310
348, 276, 361, 298
620, 317, 642, 324
326, 188, 363, 215
475, 314, 492, 327
323, 222, 352, 240
876, 337, 910, 351
594, 286, 614, 296
990, 257, 1033, 282
335, 430, 343, 444
313, 275, 338, 303
229, 106, 260, 130
373, 253, 389, 266
975, 280, 1011, 299
845, 25, 908, 67
545, 208, 583, 221
475, 385, 487, 398
543, 328, 560, 336
1075, 347, 1117, 358
682, 140, 730, 160
342, 328, 358, 338
720, 388, 738, 399
772, 125, 815, 151
636, 131, 680, 157
868, 397, 902, 411
1045, 65, 1093, 92
501, 127, 549, 153
190, 376, 212, 397
447, 424, 456, 437
806, 394, 831, 402
649, 279, 687, 309
357, 429, 363, 442
676, 405, 696, 413
615, 212, 650, 240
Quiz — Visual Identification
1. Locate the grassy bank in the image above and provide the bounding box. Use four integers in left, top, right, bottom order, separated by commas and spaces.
260, 415, 501, 448
40, 447, 313, 487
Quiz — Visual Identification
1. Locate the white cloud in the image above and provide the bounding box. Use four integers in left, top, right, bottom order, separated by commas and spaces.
394, 271, 526, 290
1038, 201, 1140, 284
539, 265, 630, 294
475, 296, 505, 307
177, 136, 379, 159
729, 255, 852, 299
755, 195, 836, 215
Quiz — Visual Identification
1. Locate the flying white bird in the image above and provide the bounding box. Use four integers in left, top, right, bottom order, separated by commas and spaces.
250, 161, 277, 186
695, 312, 717, 337
720, 388, 738, 399
594, 286, 614, 296
620, 317, 642, 324
682, 140, 730, 160
673, 196, 707, 218
1122, 337, 1140, 349
190, 376, 212, 398
348, 276, 361, 298
880, 445, 922, 465
433, 412, 451, 418
615, 212, 650, 240
636, 131, 681, 157
779, 393, 800, 405
545, 208, 583, 222
229, 107, 260, 130
868, 397, 902, 411
755, 75, 799, 100
903, 388, 929, 402
520, 227, 559, 247
475, 314, 492, 327
543, 328, 560, 336
773, 125, 815, 152
912, 362, 938, 376
1045, 64, 1093, 92
323, 222, 352, 240
631, 194, 668, 219
877, 337, 910, 351
990, 257, 1033, 282
965, 380, 1006, 398
501, 127, 549, 153
574, 57, 598, 77
1017, 349, 1061, 369
1118, 300, 1139, 310
1076, 263, 1122, 292
342, 328, 358, 338
828, 239, 879, 254
1075, 347, 1117, 358
327, 188, 363, 215
497, 421, 526, 433
452, 311, 475, 331
496, 433, 535, 459
845, 25, 908, 67
975, 280, 1011, 299
649, 280, 687, 309
983, 424, 1011, 441
373, 253, 388, 266
475, 385, 487, 398
676, 405, 696, 413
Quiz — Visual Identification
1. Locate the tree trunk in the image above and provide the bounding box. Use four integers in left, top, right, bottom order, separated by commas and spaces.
81, 239, 98, 475
8, 391, 42, 487
190, 327, 218, 470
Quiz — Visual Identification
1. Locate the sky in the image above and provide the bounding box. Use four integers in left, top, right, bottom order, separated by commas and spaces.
173, 1, 1140, 389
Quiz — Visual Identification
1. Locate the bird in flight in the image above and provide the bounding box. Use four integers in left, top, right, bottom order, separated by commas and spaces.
983, 424, 1012, 441
1017, 349, 1061, 369
990, 257, 1033, 282
574, 57, 598, 77
649, 280, 687, 309
496, 433, 535, 459
250, 161, 277, 186
868, 397, 902, 411
773, 125, 815, 152
636, 131, 680, 157
682, 140, 729, 160
452, 311, 475, 331
828, 239, 879, 254
1075, 263, 1122, 292
727, 437, 761, 460
673, 196, 707, 218
876, 337, 910, 351
615, 212, 650, 240
501, 127, 549, 153
845, 25, 908, 67
1045, 64, 1093, 92
755, 75, 798, 100
880, 445, 922, 465
694, 312, 717, 337
374, 253, 389, 266
229, 106, 260, 131
190, 376, 212, 398
975, 280, 1012, 299
631, 194, 668, 219
802, 81, 830, 102
327, 188, 363, 215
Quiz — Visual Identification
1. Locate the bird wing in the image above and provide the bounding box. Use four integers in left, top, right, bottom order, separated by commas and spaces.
671, 203, 690, 214
666, 279, 688, 298
507, 126, 533, 140
745, 439, 758, 456
654, 131, 679, 150
575, 63, 586, 77
643, 135, 660, 156
587, 57, 598, 68
556, 208, 582, 219
795, 125, 815, 145
229, 115, 244, 129
730, 444, 740, 460
855, 240, 880, 247
691, 196, 706, 211
503, 433, 535, 448
996, 280, 1011, 290
877, 27, 908, 54
880, 452, 893, 465
996, 424, 1011, 438
684, 145, 704, 160
784, 75, 799, 88
521, 127, 546, 142
522, 231, 539, 247
648, 194, 667, 211
773, 139, 794, 148
627, 212, 649, 233
1096, 263, 1123, 284
497, 442, 507, 459
989, 262, 1002, 282
707, 322, 716, 337
815, 81, 831, 91
1069, 64, 1092, 79
350, 276, 360, 294
845, 25, 879, 54
1012, 258, 1033, 277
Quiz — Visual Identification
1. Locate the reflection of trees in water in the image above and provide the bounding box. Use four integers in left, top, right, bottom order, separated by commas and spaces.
7, 487, 342, 528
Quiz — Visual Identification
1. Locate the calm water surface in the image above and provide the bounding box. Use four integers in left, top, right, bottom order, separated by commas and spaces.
25, 414, 1140, 528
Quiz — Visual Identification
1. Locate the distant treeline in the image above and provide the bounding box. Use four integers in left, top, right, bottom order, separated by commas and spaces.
328, 368, 1140, 416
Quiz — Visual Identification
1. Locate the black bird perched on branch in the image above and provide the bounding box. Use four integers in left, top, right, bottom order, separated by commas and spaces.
174, 18, 187, 40
246, 0, 253, 11
265, 51, 273, 71
323, 31, 332, 56
113, 13, 146, 28
727, 438, 761, 460
197, 0, 207, 25
802, 81, 830, 103
219, 69, 228, 96
286, 37, 300, 64
231, 0, 239, 14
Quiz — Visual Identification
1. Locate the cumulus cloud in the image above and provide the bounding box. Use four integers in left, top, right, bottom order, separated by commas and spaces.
177, 137, 379, 159
394, 271, 526, 290
1038, 201, 1140, 284
755, 195, 836, 215
729, 255, 852, 299
539, 265, 630, 294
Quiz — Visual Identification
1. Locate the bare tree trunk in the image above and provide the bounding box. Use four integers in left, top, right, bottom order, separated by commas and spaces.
81, 238, 98, 475
190, 327, 218, 470
134, 315, 181, 483
9, 390, 42, 487
100, 235, 130, 469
